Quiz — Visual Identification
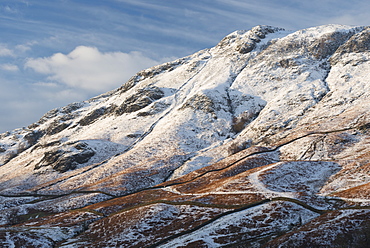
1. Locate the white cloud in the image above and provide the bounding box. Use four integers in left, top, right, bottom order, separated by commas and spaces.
0, 45, 14, 57
0, 63, 19, 72
25, 46, 160, 93
15, 42, 36, 53
4, 5, 18, 14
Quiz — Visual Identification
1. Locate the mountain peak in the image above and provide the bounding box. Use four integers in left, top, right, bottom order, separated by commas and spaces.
215, 25, 285, 54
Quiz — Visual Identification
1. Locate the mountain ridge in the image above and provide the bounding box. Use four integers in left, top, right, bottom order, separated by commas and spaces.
0, 24, 370, 247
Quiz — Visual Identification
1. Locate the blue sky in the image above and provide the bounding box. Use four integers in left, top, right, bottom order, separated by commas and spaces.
1, 0, 370, 133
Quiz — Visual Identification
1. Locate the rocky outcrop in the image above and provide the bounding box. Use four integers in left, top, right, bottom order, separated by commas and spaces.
217, 25, 284, 54
34, 142, 95, 172
78, 106, 117, 126
114, 86, 164, 115
330, 27, 370, 65
180, 94, 218, 115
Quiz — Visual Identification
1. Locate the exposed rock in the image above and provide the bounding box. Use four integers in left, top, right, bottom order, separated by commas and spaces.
335, 27, 370, 54
279, 58, 298, 68
45, 121, 71, 135
35, 149, 63, 169
1, 151, 17, 165
23, 130, 44, 147
359, 122, 370, 134
60, 102, 84, 114
31, 140, 62, 151
179, 94, 218, 115
0, 130, 45, 166
79, 105, 116, 126
231, 110, 257, 133
227, 139, 251, 155
116, 60, 184, 95
79, 107, 106, 126
34, 142, 95, 172
136, 102, 170, 117
217, 25, 284, 54
331, 27, 370, 65
307, 30, 356, 59
36, 102, 84, 127
236, 41, 256, 54
116, 76, 137, 94
115, 86, 164, 115
126, 133, 141, 138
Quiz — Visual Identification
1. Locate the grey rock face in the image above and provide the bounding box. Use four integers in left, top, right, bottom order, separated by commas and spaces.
35, 142, 95, 172
115, 86, 165, 115
330, 27, 370, 65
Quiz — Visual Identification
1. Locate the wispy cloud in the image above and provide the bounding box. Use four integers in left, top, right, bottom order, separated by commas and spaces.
0, 63, 19, 71
3, 5, 19, 14
0, 44, 14, 57
25, 46, 160, 93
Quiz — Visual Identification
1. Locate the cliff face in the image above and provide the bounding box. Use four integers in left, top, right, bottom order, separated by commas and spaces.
0, 24, 370, 247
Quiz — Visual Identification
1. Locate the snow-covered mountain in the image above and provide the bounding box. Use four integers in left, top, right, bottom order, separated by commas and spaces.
1, 24, 370, 247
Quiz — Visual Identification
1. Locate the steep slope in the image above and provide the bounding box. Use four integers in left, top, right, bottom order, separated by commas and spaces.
0, 24, 370, 247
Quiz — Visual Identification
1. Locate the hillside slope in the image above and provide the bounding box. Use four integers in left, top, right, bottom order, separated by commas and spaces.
0, 24, 370, 247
